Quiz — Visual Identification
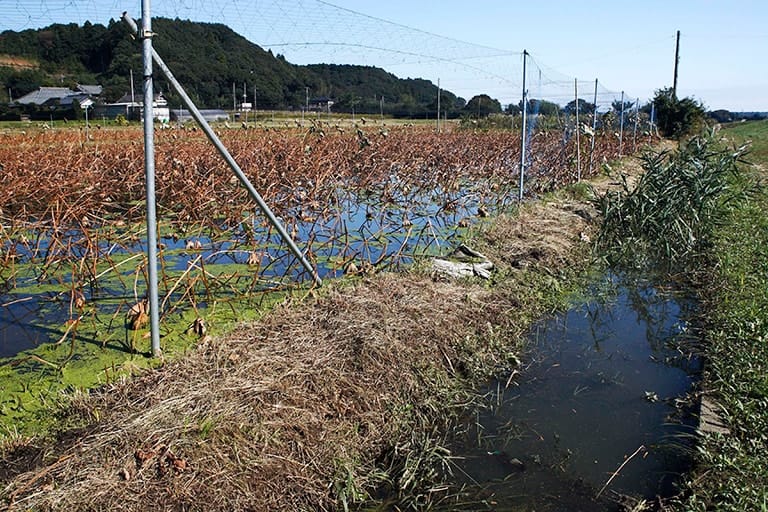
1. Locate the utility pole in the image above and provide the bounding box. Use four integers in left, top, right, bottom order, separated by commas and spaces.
672, 30, 680, 99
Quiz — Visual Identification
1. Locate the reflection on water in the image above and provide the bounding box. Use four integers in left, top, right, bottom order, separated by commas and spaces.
0, 186, 491, 358
446, 274, 701, 511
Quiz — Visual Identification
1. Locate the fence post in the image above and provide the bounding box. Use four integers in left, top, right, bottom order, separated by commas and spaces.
123, 13, 322, 287
139, 1, 161, 357
518, 50, 528, 202
632, 97, 639, 152
575, 78, 581, 181
588, 78, 598, 176
618, 90, 625, 156
436, 78, 441, 133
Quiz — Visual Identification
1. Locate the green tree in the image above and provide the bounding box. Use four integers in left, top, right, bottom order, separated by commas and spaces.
709, 109, 733, 123
564, 98, 595, 115
465, 94, 501, 117
612, 98, 635, 113
522, 98, 560, 117
652, 87, 706, 138
505, 103, 521, 115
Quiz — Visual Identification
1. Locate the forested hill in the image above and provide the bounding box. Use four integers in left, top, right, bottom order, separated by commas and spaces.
0, 17, 465, 116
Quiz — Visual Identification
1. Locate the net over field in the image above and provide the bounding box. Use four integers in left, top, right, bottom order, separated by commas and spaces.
0, 0, 648, 360
2, 0, 633, 110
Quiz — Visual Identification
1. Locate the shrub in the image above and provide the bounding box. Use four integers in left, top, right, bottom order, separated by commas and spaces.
653, 87, 707, 139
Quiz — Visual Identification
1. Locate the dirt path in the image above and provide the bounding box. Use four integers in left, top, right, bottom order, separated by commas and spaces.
0, 152, 651, 511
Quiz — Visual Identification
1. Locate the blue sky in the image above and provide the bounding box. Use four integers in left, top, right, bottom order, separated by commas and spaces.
3, 0, 766, 111
322, 0, 767, 111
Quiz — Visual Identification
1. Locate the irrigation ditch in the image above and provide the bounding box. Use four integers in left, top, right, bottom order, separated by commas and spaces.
0, 127, 739, 510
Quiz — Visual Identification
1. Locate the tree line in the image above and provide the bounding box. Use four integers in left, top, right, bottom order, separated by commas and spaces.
0, 18, 472, 118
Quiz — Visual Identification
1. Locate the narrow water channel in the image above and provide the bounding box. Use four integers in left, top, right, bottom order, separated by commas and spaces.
445, 273, 701, 511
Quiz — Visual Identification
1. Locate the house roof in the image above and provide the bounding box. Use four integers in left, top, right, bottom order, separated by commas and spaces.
59, 93, 92, 107
77, 84, 103, 95
14, 85, 103, 106
114, 92, 139, 105
15, 87, 73, 105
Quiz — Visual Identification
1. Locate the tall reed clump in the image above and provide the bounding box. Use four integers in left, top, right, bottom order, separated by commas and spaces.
594, 135, 751, 269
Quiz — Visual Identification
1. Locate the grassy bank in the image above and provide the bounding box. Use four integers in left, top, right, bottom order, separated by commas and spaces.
675, 120, 768, 510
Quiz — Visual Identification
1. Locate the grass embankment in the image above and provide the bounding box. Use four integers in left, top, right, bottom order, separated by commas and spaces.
0, 181, 601, 510
676, 120, 768, 510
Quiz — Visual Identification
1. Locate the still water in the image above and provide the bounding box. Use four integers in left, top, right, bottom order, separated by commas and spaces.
446, 274, 701, 511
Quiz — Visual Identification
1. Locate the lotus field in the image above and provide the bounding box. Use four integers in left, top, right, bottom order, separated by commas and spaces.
0, 123, 623, 358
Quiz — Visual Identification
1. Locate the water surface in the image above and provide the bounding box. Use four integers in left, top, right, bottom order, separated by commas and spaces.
446, 274, 700, 510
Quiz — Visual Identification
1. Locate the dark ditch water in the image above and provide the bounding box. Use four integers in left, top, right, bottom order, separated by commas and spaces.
445, 273, 701, 510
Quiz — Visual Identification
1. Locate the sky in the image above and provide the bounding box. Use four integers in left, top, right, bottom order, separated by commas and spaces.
2, 0, 766, 111
318, 0, 767, 112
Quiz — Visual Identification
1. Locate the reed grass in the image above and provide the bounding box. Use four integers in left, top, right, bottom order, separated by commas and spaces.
594, 135, 751, 270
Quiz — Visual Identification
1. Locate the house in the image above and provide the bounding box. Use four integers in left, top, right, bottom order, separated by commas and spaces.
170, 108, 229, 124
13, 84, 102, 107
308, 96, 334, 112
94, 91, 170, 123
13, 87, 74, 106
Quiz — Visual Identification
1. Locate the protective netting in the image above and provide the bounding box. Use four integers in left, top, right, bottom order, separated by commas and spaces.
2, 0, 633, 109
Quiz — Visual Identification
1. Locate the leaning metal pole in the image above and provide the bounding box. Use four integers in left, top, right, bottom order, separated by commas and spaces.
123, 13, 322, 287
140, 1, 161, 356
518, 50, 528, 202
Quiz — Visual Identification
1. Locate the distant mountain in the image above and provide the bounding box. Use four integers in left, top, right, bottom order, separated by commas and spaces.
0, 18, 466, 116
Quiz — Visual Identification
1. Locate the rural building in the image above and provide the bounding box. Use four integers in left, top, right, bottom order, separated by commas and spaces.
13, 84, 102, 108
309, 96, 334, 112
170, 108, 229, 123
94, 91, 170, 123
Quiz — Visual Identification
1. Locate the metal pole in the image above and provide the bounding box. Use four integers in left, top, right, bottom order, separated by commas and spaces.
618, 90, 625, 156
632, 98, 639, 152
518, 50, 528, 202
588, 78, 598, 176
436, 78, 441, 133
123, 13, 321, 287
574, 78, 581, 181
140, 2, 161, 356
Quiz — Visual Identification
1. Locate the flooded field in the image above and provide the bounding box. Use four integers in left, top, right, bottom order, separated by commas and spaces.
446, 273, 701, 510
